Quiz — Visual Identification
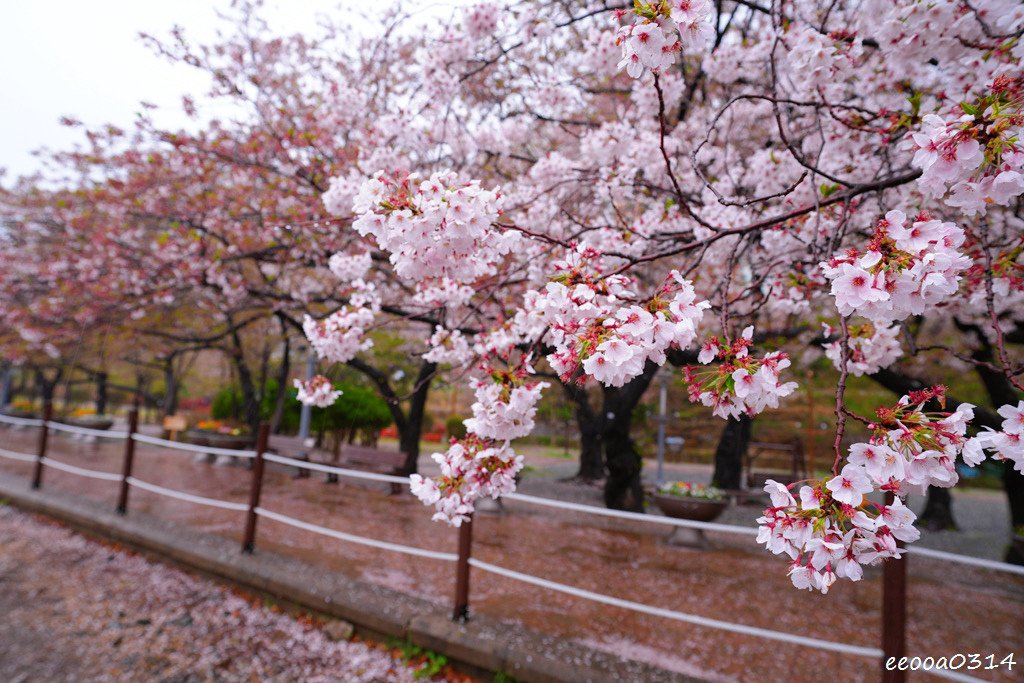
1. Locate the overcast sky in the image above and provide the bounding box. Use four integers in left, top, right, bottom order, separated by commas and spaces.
0, 0, 466, 182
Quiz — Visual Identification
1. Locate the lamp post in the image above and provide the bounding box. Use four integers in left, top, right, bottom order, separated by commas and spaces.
656, 368, 668, 488
293, 349, 316, 479
297, 349, 315, 444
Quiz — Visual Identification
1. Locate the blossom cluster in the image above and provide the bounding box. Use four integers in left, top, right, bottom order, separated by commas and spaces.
821, 210, 970, 323
758, 479, 919, 594
422, 326, 473, 366
328, 251, 372, 282
760, 387, 980, 591
858, 386, 975, 494
293, 375, 342, 408
964, 401, 1024, 474
303, 306, 376, 365
463, 363, 549, 441
351, 169, 517, 283
822, 321, 902, 376
615, 0, 713, 78
409, 435, 523, 526
526, 261, 709, 388
912, 77, 1024, 214
683, 326, 798, 419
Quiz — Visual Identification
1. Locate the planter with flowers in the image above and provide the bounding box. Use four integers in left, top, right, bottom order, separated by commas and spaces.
652, 481, 729, 548
61, 407, 114, 431
184, 419, 253, 451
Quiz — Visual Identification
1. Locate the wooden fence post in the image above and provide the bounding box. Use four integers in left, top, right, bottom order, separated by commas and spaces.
881, 492, 907, 682
452, 513, 474, 621
242, 423, 270, 553
30, 402, 53, 490
116, 407, 140, 514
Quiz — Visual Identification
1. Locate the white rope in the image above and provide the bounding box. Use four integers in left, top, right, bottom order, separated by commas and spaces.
126, 476, 249, 511
504, 492, 760, 536
907, 546, 1024, 577
132, 433, 256, 458
0, 447, 36, 462
255, 506, 457, 562
46, 421, 128, 439
922, 667, 986, 682
468, 558, 882, 658
40, 457, 122, 482
0, 414, 44, 427
262, 452, 409, 484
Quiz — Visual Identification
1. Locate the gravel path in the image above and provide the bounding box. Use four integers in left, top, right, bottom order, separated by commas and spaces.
0, 505, 425, 683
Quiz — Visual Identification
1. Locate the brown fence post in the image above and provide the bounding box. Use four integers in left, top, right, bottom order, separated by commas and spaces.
881, 492, 907, 682
116, 407, 140, 514
30, 402, 53, 490
452, 513, 474, 621
242, 423, 270, 553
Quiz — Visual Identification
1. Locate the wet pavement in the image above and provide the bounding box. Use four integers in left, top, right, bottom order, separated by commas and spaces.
0, 422, 1021, 682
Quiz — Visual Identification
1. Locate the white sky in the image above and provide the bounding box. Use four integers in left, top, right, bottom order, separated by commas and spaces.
0, 0, 467, 182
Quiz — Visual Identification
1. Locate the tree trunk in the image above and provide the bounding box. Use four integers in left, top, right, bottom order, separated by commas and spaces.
561, 380, 604, 481
919, 486, 957, 531
270, 332, 291, 434
397, 361, 437, 475
602, 361, 659, 511
162, 357, 179, 418
712, 415, 752, 490
95, 371, 108, 415
35, 368, 62, 405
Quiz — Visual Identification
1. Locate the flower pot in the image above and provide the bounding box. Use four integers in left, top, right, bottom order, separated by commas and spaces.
652, 493, 728, 522
202, 432, 253, 451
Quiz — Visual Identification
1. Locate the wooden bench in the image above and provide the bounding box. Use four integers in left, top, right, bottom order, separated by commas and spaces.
744, 438, 807, 490
266, 435, 408, 492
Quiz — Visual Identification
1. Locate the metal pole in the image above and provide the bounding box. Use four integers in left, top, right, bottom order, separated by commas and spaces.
881, 492, 907, 682
656, 370, 668, 488
31, 402, 52, 490
242, 423, 270, 553
298, 351, 315, 442
116, 407, 140, 514
452, 513, 474, 621
295, 351, 315, 478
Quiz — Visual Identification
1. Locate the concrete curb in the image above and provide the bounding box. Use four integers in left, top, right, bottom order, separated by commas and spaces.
0, 471, 704, 683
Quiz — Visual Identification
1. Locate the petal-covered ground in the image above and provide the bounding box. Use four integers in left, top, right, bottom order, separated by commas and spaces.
0, 504, 464, 683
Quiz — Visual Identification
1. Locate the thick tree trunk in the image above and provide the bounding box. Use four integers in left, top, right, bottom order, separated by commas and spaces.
95, 371, 108, 415
162, 357, 179, 418
270, 333, 291, 434
602, 361, 659, 511
397, 361, 437, 475
561, 380, 604, 481
712, 415, 752, 490
35, 368, 62, 405
919, 486, 957, 531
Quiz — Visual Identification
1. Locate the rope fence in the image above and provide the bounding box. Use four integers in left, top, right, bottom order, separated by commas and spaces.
255, 506, 458, 562
131, 432, 256, 458
0, 413, 45, 427
126, 476, 250, 512
261, 451, 408, 485
0, 446, 37, 463
40, 457, 122, 482
45, 421, 129, 440
3, 402, 1023, 682
468, 557, 883, 658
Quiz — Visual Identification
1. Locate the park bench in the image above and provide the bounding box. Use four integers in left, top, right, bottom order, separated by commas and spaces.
266, 434, 408, 492
744, 438, 807, 490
